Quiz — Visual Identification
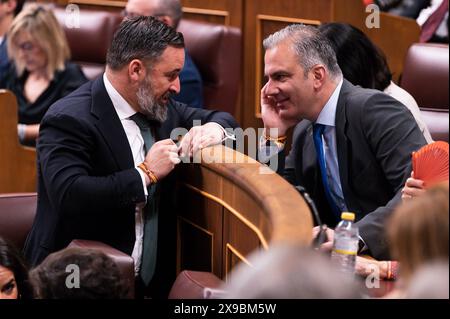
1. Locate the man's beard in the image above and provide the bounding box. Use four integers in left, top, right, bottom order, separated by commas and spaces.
136, 76, 169, 123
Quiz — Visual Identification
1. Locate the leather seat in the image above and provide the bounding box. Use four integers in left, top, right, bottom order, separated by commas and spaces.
0, 193, 36, 250
0, 193, 135, 298
401, 43, 449, 141
52, 6, 122, 80
168, 270, 225, 299
178, 20, 241, 114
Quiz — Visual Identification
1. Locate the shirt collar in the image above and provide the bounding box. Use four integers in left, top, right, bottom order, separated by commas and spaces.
315, 78, 343, 127
103, 72, 136, 120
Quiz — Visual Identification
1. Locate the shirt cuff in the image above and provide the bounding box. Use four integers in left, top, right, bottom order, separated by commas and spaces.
258, 135, 285, 163
358, 235, 369, 254
135, 167, 148, 199
210, 122, 236, 143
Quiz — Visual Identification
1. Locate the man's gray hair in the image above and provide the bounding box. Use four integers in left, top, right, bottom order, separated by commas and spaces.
263, 24, 342, 79
156, 0, 183, 29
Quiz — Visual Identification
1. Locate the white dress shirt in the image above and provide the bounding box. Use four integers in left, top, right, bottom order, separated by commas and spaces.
315, 79, 348, 213
103, 73, 149, 275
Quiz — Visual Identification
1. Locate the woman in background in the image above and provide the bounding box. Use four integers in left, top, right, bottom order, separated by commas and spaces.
0, 237, 33, 299
0, 4, 87, 146
319, 22, 433, 143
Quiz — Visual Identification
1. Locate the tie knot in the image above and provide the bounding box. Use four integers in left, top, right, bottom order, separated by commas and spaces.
313, 123, 326, 136
130, 113, 150, 130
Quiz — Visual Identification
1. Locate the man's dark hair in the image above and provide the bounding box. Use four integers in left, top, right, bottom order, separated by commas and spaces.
0, 237, 33, 299
319, 23, 392, 91
29, 247, 129, 299
106, 15, 184, 70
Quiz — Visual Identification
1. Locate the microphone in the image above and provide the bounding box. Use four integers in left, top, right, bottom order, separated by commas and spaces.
295, 185, 328, 249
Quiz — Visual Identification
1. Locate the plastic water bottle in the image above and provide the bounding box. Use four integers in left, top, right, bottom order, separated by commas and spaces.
331, 212, 359, 274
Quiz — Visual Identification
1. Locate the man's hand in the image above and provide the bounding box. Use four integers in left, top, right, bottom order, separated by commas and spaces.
260, 83, 298, 137
401, 171, 425, 202
312, 226, 334, 252
144, 139, 180, 181
179, 122, 224, 157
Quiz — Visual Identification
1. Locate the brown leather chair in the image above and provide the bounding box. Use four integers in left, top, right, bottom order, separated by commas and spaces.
168, 270, 225, 299
178, 20, 241, 114
0, 193, 37, 250
0, 193, 135, 298
401, 43, 449, 141
52, 6, 122, 80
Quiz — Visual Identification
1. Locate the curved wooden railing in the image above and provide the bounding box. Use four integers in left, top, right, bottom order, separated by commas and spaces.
175, 145, 313, 280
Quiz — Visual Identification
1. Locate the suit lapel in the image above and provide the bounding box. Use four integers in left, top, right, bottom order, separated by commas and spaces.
335, 80, 353, 207
90, 77, 134, 170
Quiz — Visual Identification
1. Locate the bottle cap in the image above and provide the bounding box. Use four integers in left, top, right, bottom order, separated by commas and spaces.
341, 212, 355, 221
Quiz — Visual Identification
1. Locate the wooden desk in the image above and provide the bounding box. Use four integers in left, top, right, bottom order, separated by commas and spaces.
175, 145, 313, 281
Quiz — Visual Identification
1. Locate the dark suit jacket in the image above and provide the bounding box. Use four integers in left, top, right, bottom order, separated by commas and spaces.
0, 38, 10, 78
274, 80, 427, 260
23, 76, 238, 291
175, 49, 203, 109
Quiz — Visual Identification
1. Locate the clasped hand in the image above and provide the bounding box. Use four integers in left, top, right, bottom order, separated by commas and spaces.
143, 123, 224, 181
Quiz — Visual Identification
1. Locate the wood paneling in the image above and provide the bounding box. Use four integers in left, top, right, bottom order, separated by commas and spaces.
175, 145, 313, 280
0, 91, 37, 193
181, 0, 243, 28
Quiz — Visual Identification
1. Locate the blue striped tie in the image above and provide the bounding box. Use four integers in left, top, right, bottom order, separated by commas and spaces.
312, 123, 341, 219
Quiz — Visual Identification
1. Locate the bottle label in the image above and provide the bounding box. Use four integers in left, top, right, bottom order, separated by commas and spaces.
332, 239, 358, 256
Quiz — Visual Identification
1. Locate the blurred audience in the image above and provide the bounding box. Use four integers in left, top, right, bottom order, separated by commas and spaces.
124, 0, 204, 108
319, 22, 433, 143
222, 244, 362, 299
0, 0, 24, 75
0, 237, 32, 299
29, 247, 129, 299
0, 4, 87, 146
417, 0, 448, 43
386, 182, 449, 297
405, 260, 449, 299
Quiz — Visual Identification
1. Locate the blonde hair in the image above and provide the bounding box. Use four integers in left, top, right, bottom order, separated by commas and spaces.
7, 4, 70, 80
388, 182, 449, 282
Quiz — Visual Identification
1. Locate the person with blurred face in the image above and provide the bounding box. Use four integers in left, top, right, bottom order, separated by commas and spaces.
0, 5, 87, 146
0, 237, 32, 299
259, 24, 426, 260
124, 0, 204, 109
0, 0, 24, 75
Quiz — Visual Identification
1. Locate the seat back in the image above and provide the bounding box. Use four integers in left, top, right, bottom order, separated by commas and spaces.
0, 90, 37, 193
401, 43, 449, 110
52, 6, 122, 80
0, 193, 37, 250
178, 20, 241, 114
420, 109, 449, 142
401, 43, 449, 141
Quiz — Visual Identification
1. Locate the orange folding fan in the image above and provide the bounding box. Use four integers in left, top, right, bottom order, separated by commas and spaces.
412, 141, 449, 187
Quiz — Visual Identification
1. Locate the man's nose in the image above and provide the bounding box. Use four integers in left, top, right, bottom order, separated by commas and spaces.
265, 79, 280, 96
170, 77, 181, 94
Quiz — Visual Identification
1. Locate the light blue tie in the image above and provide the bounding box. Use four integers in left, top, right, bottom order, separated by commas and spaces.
312, 123, 341, 219
130, 113, 158, 286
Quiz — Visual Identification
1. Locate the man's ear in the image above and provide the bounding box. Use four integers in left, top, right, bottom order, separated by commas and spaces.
158, 15, 173, 28
311, 65, 326, 90
128, 59, 146, 82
